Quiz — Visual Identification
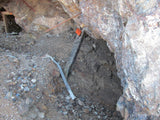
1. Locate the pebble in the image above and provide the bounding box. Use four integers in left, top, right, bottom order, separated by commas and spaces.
38, 112, 45, 118
24, 87, 30, 92
65, 96, 71, 100
65, 96, 71, 103
38, 103, 48, 111
8, 81, 17, 86
8, 72, 16, 79
26, 97, 33, 105
91, 105, 95, 109
16, 93, 20, 97
20, 84, 24, 89
97, 115, 101, 119
83, 108, 90, 113
78, 99, 84, 106
104, 115, 108, 119
92, 43, 96, 49
12, 97, 16, 102
22, 79, 27, 83
5, 92, 12, 99
94, 111, 98, 115
13, 58, 19, 63
36, 88, 40, 91
31, 79, 37, 83
63, 111, 68, 115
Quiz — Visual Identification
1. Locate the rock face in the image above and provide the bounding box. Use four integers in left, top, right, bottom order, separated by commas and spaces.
58, 0, 160, 119
2, 0, 73, 34
1, 0, 160, 119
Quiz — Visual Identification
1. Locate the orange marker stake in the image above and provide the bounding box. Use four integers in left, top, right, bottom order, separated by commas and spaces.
75, 28, 82, 36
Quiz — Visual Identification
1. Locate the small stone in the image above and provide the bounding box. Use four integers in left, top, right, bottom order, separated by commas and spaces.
8, 81, 17, 86
83, 108, 90, 113
97, 115, 101, 119
92, 43, 96, 49
31, 79, 37, 83
58, 103, 63, 108
91, 105, 94, 109
13, 77, 16, 81
8, 72, 15, 79
5, 92, 12, 99
103, 115, 108, 119
78, 99, 84, 106
13, 58, 19, 63
38, 112, 45, 118
22, 79, 27, 83
65, 96, 71, 100
65, 96, 71, 103
63, 111, 68, 115
12, 97, 16, 102
20, 84, 24, 89
36, 88, 40, 91
30, 84, 36, 88
26, 97, 33, 105
16, 93, 20, 97
94, 111, 98, 115
38, 103, 48, 111
24, 87, 30, 92
65, 105, 71, 111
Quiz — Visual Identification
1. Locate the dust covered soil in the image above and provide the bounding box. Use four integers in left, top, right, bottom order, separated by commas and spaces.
0, 30, 123, 120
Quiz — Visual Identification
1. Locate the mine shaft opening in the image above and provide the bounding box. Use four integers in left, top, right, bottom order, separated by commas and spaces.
0, 7, 22, 34
68, 33, 123, 112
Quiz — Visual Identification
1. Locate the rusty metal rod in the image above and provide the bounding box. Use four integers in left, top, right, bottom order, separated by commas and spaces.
20, 0, 36, 12
45, 12, 81, 33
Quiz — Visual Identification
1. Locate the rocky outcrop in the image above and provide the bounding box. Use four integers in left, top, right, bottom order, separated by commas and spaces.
2, 0, 73, 34
0, 0, 160, 119
58, 0, 160, 119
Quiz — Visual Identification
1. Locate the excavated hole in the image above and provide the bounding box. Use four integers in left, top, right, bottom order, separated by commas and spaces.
0, 7, 5, 21
0, 7, 22, 34
3, 15, 22, 34
69, 33, 123, 110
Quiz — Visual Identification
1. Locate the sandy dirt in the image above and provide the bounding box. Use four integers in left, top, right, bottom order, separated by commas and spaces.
0, 28, 123, 120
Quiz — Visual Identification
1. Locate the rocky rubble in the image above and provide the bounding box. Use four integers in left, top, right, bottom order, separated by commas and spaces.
0, 46, 122, 119
54, 94, 122, 120
0, 50, 62, 118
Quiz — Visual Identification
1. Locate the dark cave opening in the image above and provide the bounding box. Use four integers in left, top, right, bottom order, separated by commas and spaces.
0, 7, 22, 34
69, 33, 123, 112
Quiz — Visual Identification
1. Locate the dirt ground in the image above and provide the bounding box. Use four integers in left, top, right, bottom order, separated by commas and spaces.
0, 23, 123, 120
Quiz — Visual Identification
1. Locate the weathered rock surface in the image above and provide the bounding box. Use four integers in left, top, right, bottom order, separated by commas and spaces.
2, 0, 73, 34
57, 0, 160, 119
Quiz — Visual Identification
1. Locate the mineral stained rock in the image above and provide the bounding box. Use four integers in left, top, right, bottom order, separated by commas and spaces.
58, 0, 160, 119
